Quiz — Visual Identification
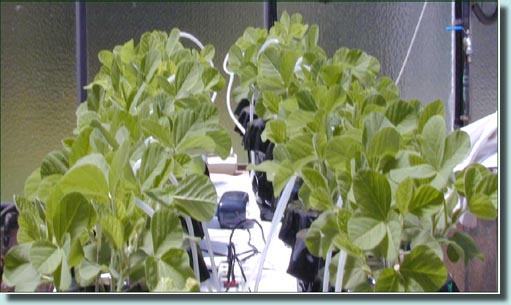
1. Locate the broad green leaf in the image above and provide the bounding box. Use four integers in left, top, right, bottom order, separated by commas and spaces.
447, 232, 484, 266
309, 187, 334, 211
137, 143, 170, 191
280, 49, 301, 86
109, 140, 131, 193
446, 240, 464, 264
36, 174, 62, 204
399, 245, 447, 291
389, 164, 436, 184
353, 170, 391, 220
40, 150, 69, 178
145, 249, 197, 292
418, 100, 445, 133
172, 174, 217, 221
325, 135, 363, 170
332, 48, 380, 85
70, 127, 93, 165
120, 39, 135, 63
29, 240, 62, 274
285, 134, 315, 168
272, 161, 295, 197
176, 134, 216, 156
68, 238, 84, 267
441, 130, 470, 170
53, 256, 72, 291
151, 209, 183, 257
75, 259, 101, 287
375, 268, 405, 292
367, 127, 401, 158
53, 192, 95, 246
17, 211, 46, 243
408, 185, 444, 217
2, 244, 41, 291
206, 129, 232, 159
166, 28, 181, 55
141, 119, 173, 148
101, 215, 125, 251
257, 46, 285, 90
305, 212, 340, 258
261, 91, 281, 114
362, 112, 393, 148
348, 213, 386, 250
295, 89, 317, 112
420, 115, 445, 170
175, 61, 203, 99
200, 44, 215, 62
410, 230, 443, 259
23, 168, 41, 201
467, 193, 498, 219
285, 109, 314, 137
328, 253, 371, 291
262, 119, 286, 144
301, 168, 328, 190
381, 213, 402, 262
395, 178, 414, 215
202, 66, 225, 92
60, 154, 109, 201
385, 100, 416, 127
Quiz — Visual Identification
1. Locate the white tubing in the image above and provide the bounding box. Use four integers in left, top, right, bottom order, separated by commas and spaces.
184, 216, 201, 282
323, 250, 333, 292
135, 198, 154, 217
334, 251, 347, 292
179, 31, 217, 103
257, 38, 280, 58
395, 2, 428, 85
246, 175, 298, 292
201, 221, 221, 291
223, 53, 246, 134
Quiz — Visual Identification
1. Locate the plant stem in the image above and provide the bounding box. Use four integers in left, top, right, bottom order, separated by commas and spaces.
95, 225, 102, 293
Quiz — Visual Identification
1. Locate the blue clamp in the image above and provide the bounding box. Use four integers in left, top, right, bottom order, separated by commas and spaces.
446, 25, 464, 32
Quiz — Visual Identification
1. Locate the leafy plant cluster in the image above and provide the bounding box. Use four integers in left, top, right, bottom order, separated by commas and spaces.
3, 29, 230, 292
228, 12, 498, 292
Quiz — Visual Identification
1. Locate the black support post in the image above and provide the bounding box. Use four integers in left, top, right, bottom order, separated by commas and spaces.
264, 1, 278, 30
75, 1, 88, 104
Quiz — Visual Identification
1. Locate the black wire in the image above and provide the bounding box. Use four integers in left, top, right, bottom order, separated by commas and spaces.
224, 218, 266, 292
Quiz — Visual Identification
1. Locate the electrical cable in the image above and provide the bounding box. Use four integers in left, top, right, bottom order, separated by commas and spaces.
395, 2, 428, 86
224, 218, 266, 292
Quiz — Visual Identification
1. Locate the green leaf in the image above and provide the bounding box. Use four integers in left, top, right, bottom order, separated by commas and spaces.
285, 134, 315, 169
200, 44, 215, 62
2, 244, 41, 291
348, 213, 386, 250
17, 211, 46, 243
305, 212, 340, 258
76, 259, 101, 287
441, 130, 470, 170
53, 256, 72, 291
206, 129, 232, 159
262, 119, 287, 144
151, 209, 183, 257
257, 46, 285, 90
385, 100, 416, 127
353, 170, 391, 220
301, 168, 328, 190
325, 135, 363, 170
332, 48, 380, 85
295, 89, 317, 112
280, 49, 301, 86
467, 193, 498, 219
40, 150, 69, 178
399, 245, 447, 291
367, 127, 401, 158
68, 238, 84, 267
29, 240, 62, 274
101, 215, 125, 251
362, 112, 394, 148
408, 185, 444, 217
137, 143, 170, 191
309, 187, 334, 211
172, 174, 217, 221
389, 164, 437, 184
53, 192, 95, 246
420, 115, 446, 170
375, 268, 405, 292
175, 61, 203, 99
395, 178, 414, 215
418, 100, 445, 133
109, 140, 131, 193
381, 213, 402, 262
60, 154, 109, 201
23, 168, 42, 201
145, 249, 197, 292
449, 233, 484, 268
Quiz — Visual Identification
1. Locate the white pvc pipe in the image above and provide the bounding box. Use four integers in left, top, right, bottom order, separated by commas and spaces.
223, 53, 246, 134
246, 175, 298, 292
201, 221, 221, 291
184, 215, 201, 282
